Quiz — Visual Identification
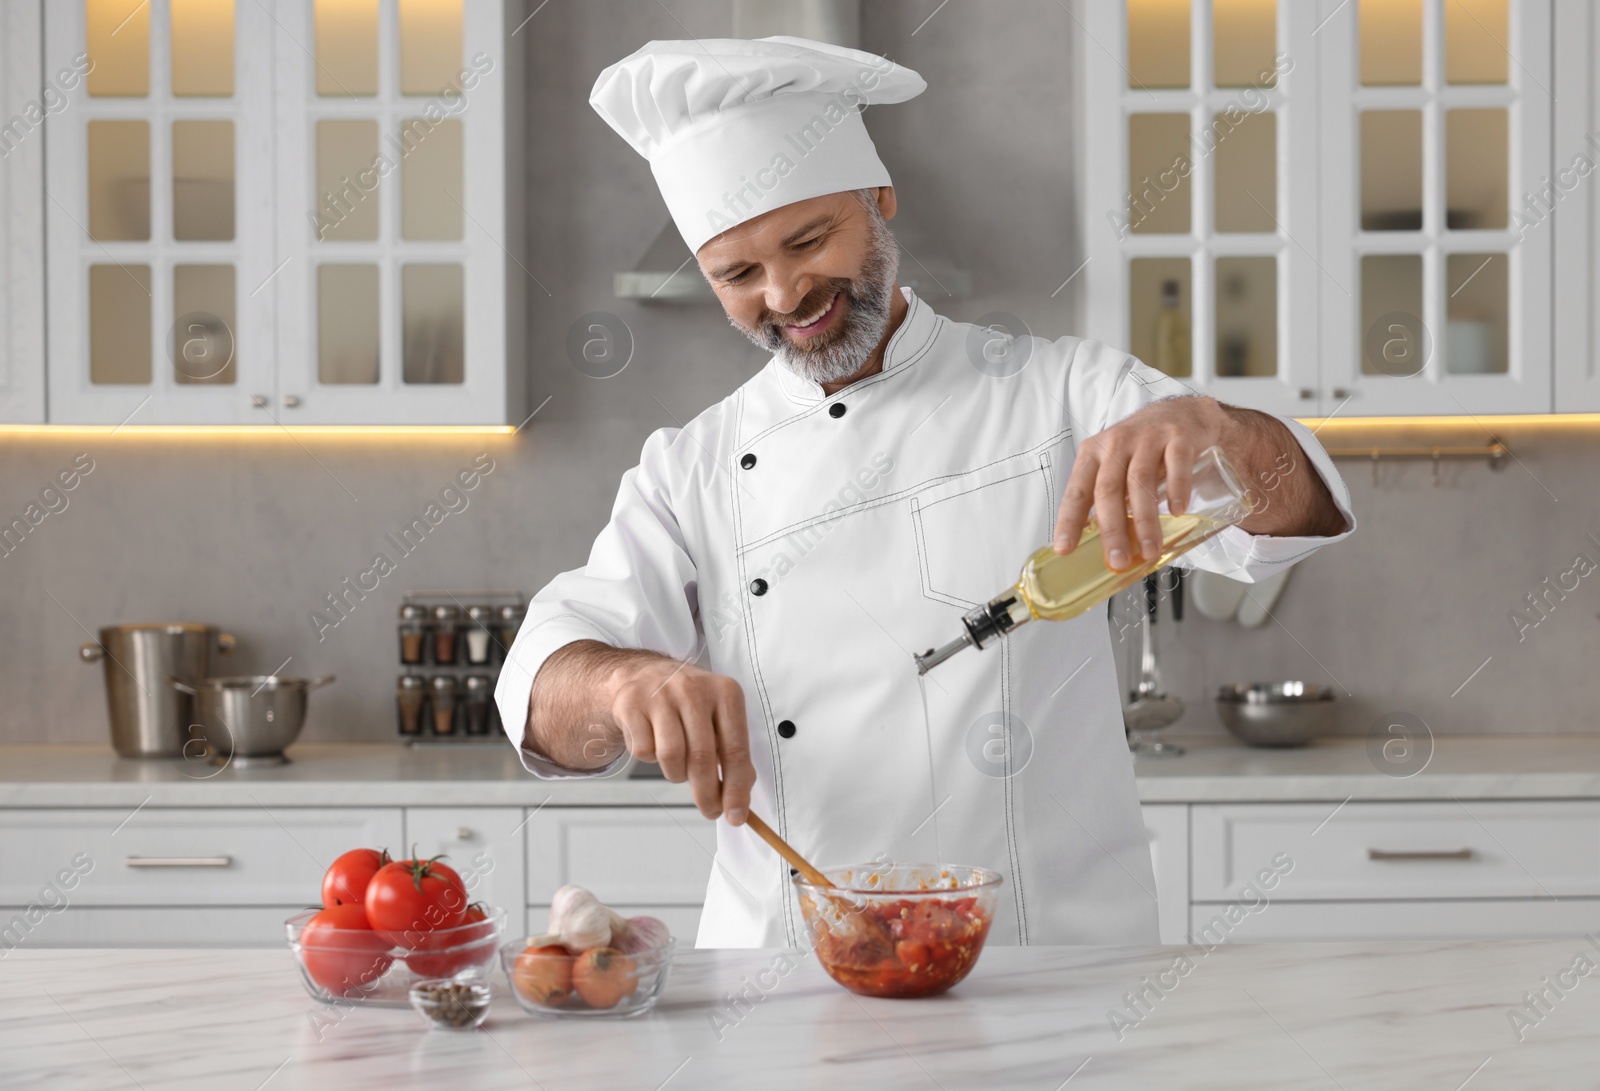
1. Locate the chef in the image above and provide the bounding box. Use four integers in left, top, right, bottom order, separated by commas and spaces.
496, 37, 1355, 948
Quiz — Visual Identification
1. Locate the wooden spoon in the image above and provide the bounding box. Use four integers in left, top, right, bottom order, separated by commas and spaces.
743, 810, 893, 958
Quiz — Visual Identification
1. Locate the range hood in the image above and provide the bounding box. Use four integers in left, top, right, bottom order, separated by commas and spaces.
612, 0, 972, 303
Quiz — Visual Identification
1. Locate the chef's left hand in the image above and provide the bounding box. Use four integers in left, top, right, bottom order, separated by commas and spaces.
1052, 396, 1228, 571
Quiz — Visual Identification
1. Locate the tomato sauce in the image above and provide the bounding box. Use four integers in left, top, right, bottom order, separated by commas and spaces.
809, 894, 992, 998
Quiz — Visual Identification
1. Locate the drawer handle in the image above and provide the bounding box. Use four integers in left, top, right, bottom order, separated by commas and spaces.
1367, 848, 1474, 862
125, 855, 234, 868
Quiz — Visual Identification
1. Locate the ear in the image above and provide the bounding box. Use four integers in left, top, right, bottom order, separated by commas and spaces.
875, 186, 897, 222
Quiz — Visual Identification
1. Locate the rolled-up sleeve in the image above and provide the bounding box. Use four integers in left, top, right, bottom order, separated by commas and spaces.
1064, 339, 1356, 584
495, 427, 703, 778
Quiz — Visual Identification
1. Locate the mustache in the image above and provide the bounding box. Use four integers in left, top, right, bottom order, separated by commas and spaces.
759, 282, 851, 334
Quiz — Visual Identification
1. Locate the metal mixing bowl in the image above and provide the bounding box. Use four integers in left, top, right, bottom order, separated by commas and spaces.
1216, 682, 1335, 748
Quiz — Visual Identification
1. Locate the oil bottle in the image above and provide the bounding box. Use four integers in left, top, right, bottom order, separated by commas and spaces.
914, 446, 1254, 674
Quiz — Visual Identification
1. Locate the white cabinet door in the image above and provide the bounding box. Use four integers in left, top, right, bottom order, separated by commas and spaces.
0, 906, 295, 949
404, 806, 525, 916
0, 0, 45, 423
1315, 0, 1554, 415
0, 807, 403, 907
1552, 0, 1600, 412
1192, 801, 1600, 902
1192, 898, 1600, 942
1143, 803, 1189, 944
525, 807, 717, 908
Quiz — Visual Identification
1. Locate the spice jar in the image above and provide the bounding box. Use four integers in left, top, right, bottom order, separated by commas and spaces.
464, 605, 494, 665
494, 604, 524, 663
431, 605, 461, 665
463, 675, 493, 736
396, 674, 427, 737
428, 675, 459, 736
410, 979, 492, 1031
398, 604, 428, 666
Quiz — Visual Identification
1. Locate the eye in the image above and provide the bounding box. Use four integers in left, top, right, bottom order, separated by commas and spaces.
723, 267, 753, 285
793, 235, 823, 251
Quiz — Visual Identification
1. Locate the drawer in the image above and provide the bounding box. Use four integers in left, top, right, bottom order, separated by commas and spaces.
1192, 801, 1600, 902
404, 807, 526, 913
1190, 898, 1600, 943
525, 904, 704, 945
526, 807, 716, 906
0, 807, 403, 907
0, 906, 296, 949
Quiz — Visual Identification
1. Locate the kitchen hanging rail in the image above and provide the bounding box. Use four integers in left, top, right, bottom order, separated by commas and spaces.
1324, 438, 1509, 484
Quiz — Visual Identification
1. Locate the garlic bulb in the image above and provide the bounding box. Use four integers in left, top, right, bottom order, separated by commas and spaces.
604, 906, 629, 939
615, 915, 672, 955
558, 899, 613, 951
547, 884, 598, 933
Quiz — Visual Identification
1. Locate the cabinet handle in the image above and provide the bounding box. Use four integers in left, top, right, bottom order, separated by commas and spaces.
1331, 387, 1353, 400
1297, 388, 1315, 400
250, 395, 268, 408
455, 827, 474, 841
125, 855, 233, 868
283, 395, 302, 408
1366, 848, 1474, 861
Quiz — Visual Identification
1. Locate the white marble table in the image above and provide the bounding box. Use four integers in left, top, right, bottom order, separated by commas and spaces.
5, 942, 1600, 1089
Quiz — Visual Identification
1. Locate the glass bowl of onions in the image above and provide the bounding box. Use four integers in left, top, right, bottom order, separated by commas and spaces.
501, 887, 676, 1018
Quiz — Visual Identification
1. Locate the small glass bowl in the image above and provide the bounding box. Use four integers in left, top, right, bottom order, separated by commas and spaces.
285, 906, 507, 1008
499, 936, 677, 1018
794, 863, 1002, 998
409, 977, 492, 1031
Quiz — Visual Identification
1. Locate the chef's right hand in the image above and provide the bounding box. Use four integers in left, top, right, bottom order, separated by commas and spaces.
610, 659, 755, 826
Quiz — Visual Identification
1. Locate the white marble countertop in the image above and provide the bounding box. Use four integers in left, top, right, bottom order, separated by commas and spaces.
6, 735, 1600, 807
6, 941, 1599, 1089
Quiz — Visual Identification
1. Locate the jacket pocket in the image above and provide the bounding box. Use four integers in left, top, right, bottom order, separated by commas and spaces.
910, 451, 1058, 608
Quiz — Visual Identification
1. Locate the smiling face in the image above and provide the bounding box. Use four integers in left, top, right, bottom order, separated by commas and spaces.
697, 188, 901, 387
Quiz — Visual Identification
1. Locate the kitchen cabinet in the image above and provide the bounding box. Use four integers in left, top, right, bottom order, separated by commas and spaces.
1142, 803, 1189, 944
1083, 0, 1560, 417
1192, 899, 1600, 942
1552, 0, 1600, 411
403, 806, 526, 919
29, 0, 525, 426
524, 806, 718, 907
0, 1, 45, 423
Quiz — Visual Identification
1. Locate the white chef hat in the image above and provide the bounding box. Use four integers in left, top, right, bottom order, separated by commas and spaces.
590, 36, 926, 253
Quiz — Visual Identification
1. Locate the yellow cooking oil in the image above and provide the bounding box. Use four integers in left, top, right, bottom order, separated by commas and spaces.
1016, 512, 1223, 622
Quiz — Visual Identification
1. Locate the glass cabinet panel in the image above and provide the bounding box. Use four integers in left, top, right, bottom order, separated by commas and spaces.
318, 264, 381, 385
315, 0, 379, 96
1360, 0, 1423, 86
1445, 0, 1508, 84
399, 0, 463, 95
1446, 108, 1508, 229
1213, 111, 1275, 233
400, 118, 463, 240
172, 265, 237, 385
172, 120, 235, 241
1128, 113, 1192, 235
1129, 258, 1192, 378
88, 120, 150, 241
86, 0, 150, 97
89, 264, 152, 384
402, 264, 464, 384
1215, 256, 1277, 377
1360, 255, 1426, 376
1360, 110, 1423, 231
1127, 0, 1190, 89
315, 119, 380, 241
170, 0, 234, 97
1213, 0, 1276, 88
1446, 253, 1508, 374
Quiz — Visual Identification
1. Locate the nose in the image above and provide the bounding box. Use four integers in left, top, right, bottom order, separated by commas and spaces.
765, 270, 816, 318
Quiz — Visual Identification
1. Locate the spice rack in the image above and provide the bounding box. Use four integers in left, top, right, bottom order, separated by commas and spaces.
395, 590, 525, 747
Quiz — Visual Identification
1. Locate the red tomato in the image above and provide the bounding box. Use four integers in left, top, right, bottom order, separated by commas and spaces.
321, 847, 390, 908
404, 904, 496, 977
364, 855, 468, 945
299, 903, 394, 997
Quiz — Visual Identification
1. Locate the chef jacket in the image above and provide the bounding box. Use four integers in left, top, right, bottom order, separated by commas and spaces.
496, 287, 1356, 948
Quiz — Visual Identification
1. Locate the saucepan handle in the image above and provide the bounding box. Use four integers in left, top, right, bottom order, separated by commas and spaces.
306, 674, 336, 691
79, 643, 104, 663
166, 675, 199, 695
217, 633, 237, 654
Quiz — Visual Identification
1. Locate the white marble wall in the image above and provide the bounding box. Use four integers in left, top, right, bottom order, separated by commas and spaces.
4, 1, 1598, 745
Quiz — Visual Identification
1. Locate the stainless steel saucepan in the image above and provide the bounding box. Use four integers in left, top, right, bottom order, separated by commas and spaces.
167, 674, 335, 766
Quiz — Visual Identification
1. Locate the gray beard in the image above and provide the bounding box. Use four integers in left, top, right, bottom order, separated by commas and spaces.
728, 205, 901, 387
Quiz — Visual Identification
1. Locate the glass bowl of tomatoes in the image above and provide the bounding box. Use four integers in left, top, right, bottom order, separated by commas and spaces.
500, 934, 677, 1018
286, 905, 507, 1007
794, 863, 1002, 999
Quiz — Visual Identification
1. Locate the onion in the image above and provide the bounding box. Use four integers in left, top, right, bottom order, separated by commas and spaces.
615, 915, 671, 955
558, 900, 613, 952
547, 884, 598, 933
